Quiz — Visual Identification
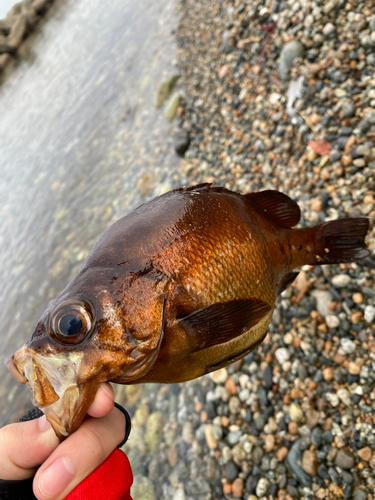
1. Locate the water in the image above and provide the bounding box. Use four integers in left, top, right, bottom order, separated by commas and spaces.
0, 0, 16, 19
0, 0, 182, 425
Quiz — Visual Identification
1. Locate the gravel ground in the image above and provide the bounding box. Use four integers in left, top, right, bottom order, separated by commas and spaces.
119, 0, 375, 499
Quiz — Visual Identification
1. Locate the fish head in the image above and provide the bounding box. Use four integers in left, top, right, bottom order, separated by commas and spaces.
8, 268, 167, 439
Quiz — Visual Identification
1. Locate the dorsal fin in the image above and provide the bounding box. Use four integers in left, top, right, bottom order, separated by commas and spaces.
244, 190, 301, 228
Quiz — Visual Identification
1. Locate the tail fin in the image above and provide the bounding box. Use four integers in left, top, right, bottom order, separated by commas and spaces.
314, 218, 369, 264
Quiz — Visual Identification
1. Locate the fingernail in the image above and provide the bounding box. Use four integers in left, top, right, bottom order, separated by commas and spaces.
38, 457, 75, 497
101, 383, 113, 399
39, 415, 51, 432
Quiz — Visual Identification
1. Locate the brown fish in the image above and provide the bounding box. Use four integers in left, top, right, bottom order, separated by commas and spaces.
8, 184, 369, 439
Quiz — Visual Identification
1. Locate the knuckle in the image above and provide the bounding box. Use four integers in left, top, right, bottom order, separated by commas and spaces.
80, 426, 106, 463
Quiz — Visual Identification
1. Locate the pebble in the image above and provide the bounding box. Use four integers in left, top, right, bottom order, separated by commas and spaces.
323, 22, 336, 36
326, 314, 340, 329
335, 449, 355, 469
275, 347, 290, 365
302, 449, 319, 476
232, 478, 244, 498
279, 41, 305, 80
357, 447, 372, 462
364, 305, 375, 323
205, 424, 219, 450
340, 338, 356, 354
348, 362, 361, 376
255, 477, 269, 497
332, 274, 351, 287
289, 402, 304, 422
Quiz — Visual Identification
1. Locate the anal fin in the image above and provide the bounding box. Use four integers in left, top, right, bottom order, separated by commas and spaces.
179, 298, 271, 353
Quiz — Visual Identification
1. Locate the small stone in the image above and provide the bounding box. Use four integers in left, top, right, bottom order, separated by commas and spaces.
364, 305, 375, 323
311, 290, 332, 317
326, 314, 340, 329
332, 274, 351, 287
232, 478, 244, 498
275, 347, 290, 365
337, 388, 351, 406
302, 450, 319, 476
352, 293, 363, 304
323, 367, 334, 381
205, 424, 219, 450
256, 477, 270, 497
155, 75, 179, 108
340, 338, 356, 354
290, 402, 304, 422
335, 449, 355, 469
288, 421, 299, 435
354, 490, 368, 500
323, 22, 335, 36
210, 367, 228, 384
277, 447, 289, 461
265, 434, 275, 452
326, 393, 339, 407
218, 65, 229, 79
307, 149, 319, 162
311, 198, 323, 212
225, 460, 240, 482
353, 158, 366, 168
342, 102, 356, 118
225, 377, 238, 395
145, 412, 163, 450
306, 408, 320, 429
279, 41, 305, 79
323, 1, 336, 13
165, 93, 181, 121
357, 447, 372, 462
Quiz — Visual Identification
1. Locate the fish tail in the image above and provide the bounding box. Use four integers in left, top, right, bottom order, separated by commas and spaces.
291, 218, 369, 266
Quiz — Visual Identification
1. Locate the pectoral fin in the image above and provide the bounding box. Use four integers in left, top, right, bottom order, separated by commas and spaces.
179, 298, 271, 352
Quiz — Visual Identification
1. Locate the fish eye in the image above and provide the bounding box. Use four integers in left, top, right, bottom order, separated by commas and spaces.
50, 300, 95, 345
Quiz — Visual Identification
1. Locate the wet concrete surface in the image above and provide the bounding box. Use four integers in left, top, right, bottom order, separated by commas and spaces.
0, 0, 182, 426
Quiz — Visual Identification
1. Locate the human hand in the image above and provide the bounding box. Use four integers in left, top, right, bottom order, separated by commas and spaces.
0, 382, 126, 500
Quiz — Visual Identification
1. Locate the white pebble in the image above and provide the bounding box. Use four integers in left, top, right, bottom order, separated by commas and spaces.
337, 388, 351, 406
275, 347, 290, 365
326, 314, 340, 328
326, 393, 339, 407
364, 305, 375, 323
323, 22, 336, 36
332, 274, 351, 287
340, 338, 356, 354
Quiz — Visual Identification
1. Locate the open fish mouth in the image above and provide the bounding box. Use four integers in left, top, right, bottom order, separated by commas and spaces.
8, 345, 87, 439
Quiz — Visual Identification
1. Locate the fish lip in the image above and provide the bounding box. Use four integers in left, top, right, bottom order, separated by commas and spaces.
7, 357, 27, 384
11, 345, 86, 439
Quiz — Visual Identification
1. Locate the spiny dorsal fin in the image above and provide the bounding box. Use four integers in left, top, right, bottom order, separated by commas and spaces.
245, 190, 301, 228
179, 298, 271, 353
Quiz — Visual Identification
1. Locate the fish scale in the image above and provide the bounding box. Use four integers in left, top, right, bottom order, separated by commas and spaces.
8, 184, 369, 439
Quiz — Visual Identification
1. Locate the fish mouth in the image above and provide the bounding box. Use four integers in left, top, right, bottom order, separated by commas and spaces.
8, 345, 95, 440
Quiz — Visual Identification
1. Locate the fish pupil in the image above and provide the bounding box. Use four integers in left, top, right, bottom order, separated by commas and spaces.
59, 314, 83, 336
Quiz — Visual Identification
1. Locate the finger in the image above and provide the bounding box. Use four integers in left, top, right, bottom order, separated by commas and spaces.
0, 416, 59, 480
86, 382, 114, 418
33, 405, 125, 500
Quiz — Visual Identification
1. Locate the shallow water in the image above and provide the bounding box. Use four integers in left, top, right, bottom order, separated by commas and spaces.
0, 0, 181, 425
0, 0, 16, 19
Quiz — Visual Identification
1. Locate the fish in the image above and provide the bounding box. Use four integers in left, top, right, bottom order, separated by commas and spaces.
8, 184, 369, 439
